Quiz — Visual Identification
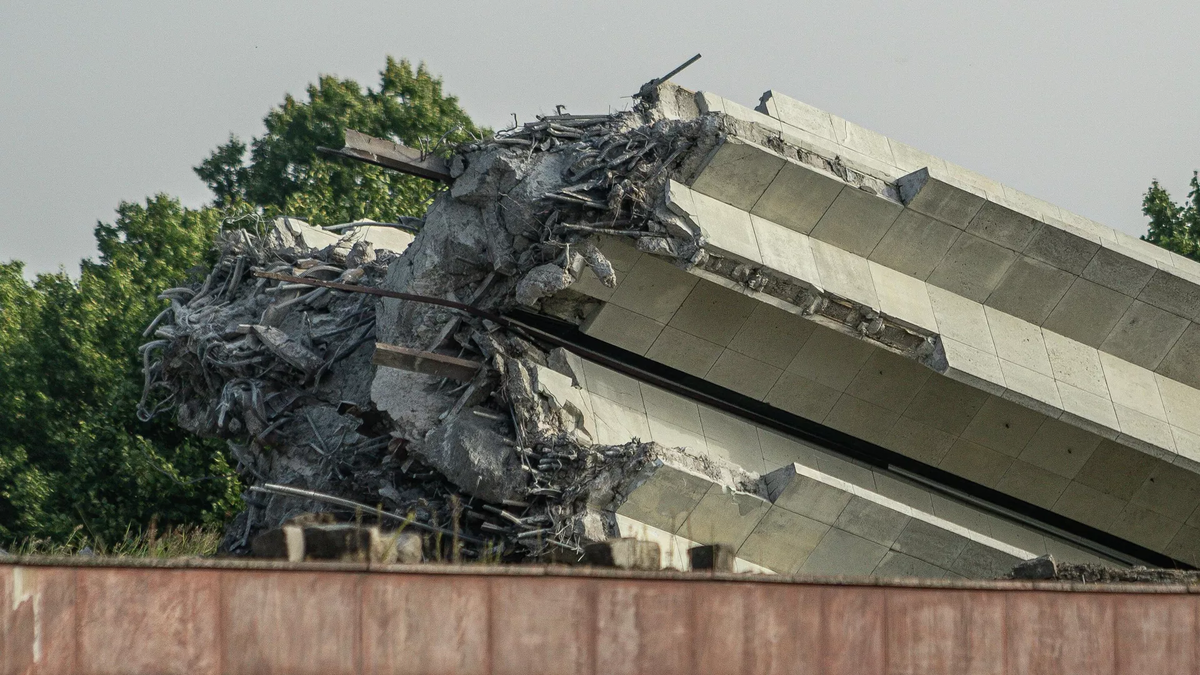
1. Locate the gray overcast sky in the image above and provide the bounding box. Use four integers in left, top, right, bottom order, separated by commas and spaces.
2, 2, 1198, 276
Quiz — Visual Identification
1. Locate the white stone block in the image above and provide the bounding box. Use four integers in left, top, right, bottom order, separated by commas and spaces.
759, 91, 837, 140
809, 238, 879, 307
590, 395, 651, 446
691, 138, 785, 211
751, 215, 822, 287
931, 161, 1005, 202
690, 189, 761, 264
939, 337, 1007, 396
1043, 329, 1108, 398
1114, 404, 1176, 456
984, 306, 1052, 376
829, 115, 898, 167
640, 383, 703, 434
718, 96, 783, 133
927, 285, 995, 354
750, 159, 844, 235
695, 91, 725, 115
888, 139, 948, 175
581, 361, 645, 412
339, 225, 415, 254
698, 406, 766, 474
1099, 352, 1167, 422
607, 253, 698, 324
999, 359, 1063, 418
1157, 374, 1200, 437
1056, 382, 1120, 439
868, 262, 938, 332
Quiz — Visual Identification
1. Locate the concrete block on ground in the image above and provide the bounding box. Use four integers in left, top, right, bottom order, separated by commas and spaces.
582, 538, 662, 570
691, 137, 785, 211
809, 187, 904, 257
897, 168, 986, 228
750, 158, 844, 234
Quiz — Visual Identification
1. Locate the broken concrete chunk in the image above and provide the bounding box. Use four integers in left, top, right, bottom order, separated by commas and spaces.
250, 325, 324, 375
269, 216, 342, 252
339, 225, 416, 255
414, 406, 528, 503
515, 263, 575, 306
582, 538, 661, 570
1010, 554, 1058, 580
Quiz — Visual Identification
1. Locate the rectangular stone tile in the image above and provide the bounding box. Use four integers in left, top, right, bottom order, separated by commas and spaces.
885, 415, 957, 465
758, 427, 822, 470
691, 137, 785, 211
761, 90, 837, 140
771, 469, 854, 525
1083, 242, 1158, 297
799, 527, 890, 576
872, 550, 948, 578
361, 576, 488, 675
1155, 322, 1200, 391
705, 349, 781, 400
891, 519, 972, 568
1018, 416, 1103, 479
728, 301, 816, 367
1073, 439, 1162, 500
809, 187, 904, 257
751, 214, 823, 285
872, 472, 935, 512
699, 406, 766, 473
844, 348, 932, 414
995, 459, 1070, 509
928, 285, 995, 353
78, 568, 220, 675
1110, 502, 1183, 551
824, 394, 900, 446
1156, 374, 1200, 436
1101, 300, 1190, 370
223, 571, 360, 675
1114, 404, 1176, 455
677, 483, 772, 548
640, 383, 702, 433
926, 231, 1018, 303
901, 374, 991, 436
868, 208, 961, 280
1165, 524, 1200, 566
647, 416, 708, 455
691, 188, 762, 264
581, 303, 664, 356
985, 255, 1076, 325
667, 279, 758, 346
1100, 351, 1167, 421
834, 495, 911, 547
1057, 381, 1120, 438
607, 253, 698, 324
985, 306, 1052, 375
1023, 220, 1102, 275
888, 138, 949, 174
810, 238, 880, 307
616, 464, 714, 533
939, 337, 1007, 395
1172, 426, 1200, 475
645, 326, 724, 379
938, 438, 1014, 487
1043, 328, 1109, 397
785, 324, 874, 391
582, 360, 644, 411
815, 454, 879, 490
868, 261, 938, 332
1139, 266, 1200, 320
987, 517, 1049, 556
591, 395, 652, 446
750, 157, 845, 234
967, 201, 1044, 251
999, 360, 1063, 417
736, 504, 830, 573
1130, 460, 1200, 522
765, 370, 843, 421
960, 395, 1048, 457
947, 540, 1022, 579
1054, 480, 1129, 531
831, 115, 898, 164
898, 168, 986, 228
1001, 185, 1060, 222
1043, 277, 1134, 348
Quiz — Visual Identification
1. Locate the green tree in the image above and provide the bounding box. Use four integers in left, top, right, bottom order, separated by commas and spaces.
1143, 172, 1200, 260
195, 56, 484, 225
0, 57, 481, 547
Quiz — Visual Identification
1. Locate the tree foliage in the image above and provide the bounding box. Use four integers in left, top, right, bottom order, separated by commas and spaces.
1143, 172, 1200, 260
0, 57, 480, 546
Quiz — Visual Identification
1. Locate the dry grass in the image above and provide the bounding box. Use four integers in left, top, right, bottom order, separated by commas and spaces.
7, 522, 222, 558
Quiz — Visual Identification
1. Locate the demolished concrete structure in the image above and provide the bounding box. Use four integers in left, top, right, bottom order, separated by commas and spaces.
139, 77, 1200, 577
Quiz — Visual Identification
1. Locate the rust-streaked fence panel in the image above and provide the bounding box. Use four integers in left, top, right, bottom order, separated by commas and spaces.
4, 560, 1200, 674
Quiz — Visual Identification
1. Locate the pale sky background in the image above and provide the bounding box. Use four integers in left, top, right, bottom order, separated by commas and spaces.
2, 1, 1198, 277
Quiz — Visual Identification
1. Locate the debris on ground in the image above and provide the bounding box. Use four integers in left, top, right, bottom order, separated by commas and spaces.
1008, 555, 1200, 584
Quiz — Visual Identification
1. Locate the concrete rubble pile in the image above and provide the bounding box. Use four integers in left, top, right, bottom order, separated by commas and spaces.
137, 85, 765, 563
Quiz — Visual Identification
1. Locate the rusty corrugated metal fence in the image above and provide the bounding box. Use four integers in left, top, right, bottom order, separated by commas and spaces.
3, 558, 1199, 674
